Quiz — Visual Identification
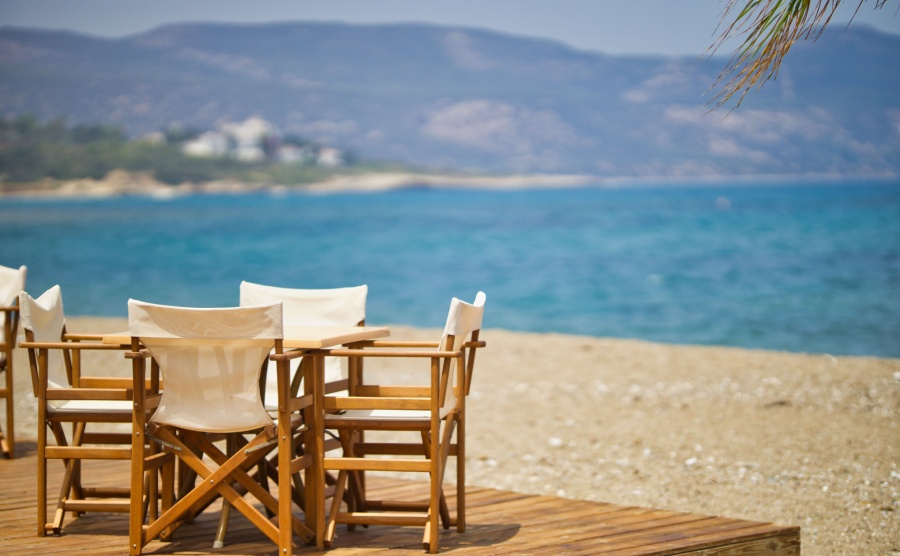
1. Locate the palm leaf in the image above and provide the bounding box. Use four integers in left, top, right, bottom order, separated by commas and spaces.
708, 0, 888, 110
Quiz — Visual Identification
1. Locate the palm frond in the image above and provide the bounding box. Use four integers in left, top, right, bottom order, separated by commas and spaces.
708, 0, 886, 110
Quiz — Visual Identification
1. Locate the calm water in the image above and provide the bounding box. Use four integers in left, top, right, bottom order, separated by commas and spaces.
2, 180, 898, 357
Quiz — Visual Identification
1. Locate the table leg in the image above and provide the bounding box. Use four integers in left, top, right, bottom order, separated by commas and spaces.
301, 355, 320, 548
278, 356, 294, 555
313, 354, 326, 550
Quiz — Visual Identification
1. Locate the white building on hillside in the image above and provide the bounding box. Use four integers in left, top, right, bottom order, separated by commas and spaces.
316, 147, 344, 167
183, 131, 230, 158
222, 117, 272, 162
181, 116, 344, 167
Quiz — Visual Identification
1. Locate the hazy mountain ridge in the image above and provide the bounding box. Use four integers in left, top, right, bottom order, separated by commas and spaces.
1, 22, 898, 178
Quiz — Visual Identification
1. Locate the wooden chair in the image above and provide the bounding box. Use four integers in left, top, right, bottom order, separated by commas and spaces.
228, 281, 367, 546
18, 285, 139, 536
126, 299, 313, 555
0, 264, 26, 458
239, 281, 368, 410
321, 292, 486, 553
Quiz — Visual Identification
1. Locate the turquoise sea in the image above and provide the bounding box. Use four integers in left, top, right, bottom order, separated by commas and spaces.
1, 179, 898, 357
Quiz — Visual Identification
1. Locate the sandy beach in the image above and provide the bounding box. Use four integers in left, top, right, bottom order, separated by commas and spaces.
7, 317, 899, 555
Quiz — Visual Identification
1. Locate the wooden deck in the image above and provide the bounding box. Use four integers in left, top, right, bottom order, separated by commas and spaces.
0, 442, 800, 555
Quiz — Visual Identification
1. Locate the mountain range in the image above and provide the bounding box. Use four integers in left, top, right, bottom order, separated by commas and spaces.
1, 22, 898, 178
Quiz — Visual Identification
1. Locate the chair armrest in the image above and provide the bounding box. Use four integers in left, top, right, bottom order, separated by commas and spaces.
0, 306, 18, 313
46, 387, 132, 401
269, 348, 308, 362
19, 341, 131, 351
64, 333, 108, 341
125, 349, 151, 359
79, 376, 162, 390
313, 348, 462, 359
79, 376, 136, 389
347, 340, 484, 349
362, 340, 441, 348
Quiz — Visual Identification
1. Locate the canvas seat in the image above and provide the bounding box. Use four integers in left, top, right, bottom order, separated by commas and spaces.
321, 292, 486, 553
0, 264, 26, 458
126, 299, 313, 556
18, 285, 140, 536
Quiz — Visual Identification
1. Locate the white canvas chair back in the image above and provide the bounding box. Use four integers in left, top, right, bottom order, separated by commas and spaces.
128, 300, 283, 433
239, 281, 367, 405
438, 291, 486, 418
0, 264, 26, 329
19, 285, 69, 391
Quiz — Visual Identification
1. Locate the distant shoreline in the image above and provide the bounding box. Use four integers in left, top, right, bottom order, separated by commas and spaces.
0, 169, 896, 199
0, 169, 602, 199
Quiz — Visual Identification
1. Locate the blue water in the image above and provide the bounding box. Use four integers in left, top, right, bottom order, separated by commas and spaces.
1, 180, 899, 357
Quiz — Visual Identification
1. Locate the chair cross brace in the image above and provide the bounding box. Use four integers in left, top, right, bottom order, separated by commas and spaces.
145, 423, 315, 546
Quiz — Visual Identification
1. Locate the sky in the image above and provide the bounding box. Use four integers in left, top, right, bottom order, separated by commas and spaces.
2, 0, 899, 56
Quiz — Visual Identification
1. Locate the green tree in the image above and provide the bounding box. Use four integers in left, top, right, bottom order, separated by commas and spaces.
711, 0, 892, 108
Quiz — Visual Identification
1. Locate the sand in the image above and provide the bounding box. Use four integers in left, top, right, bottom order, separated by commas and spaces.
7, 317, 899, 555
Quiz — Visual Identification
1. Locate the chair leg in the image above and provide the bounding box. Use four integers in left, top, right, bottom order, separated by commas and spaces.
333, 431, 361, 534
323, 469, 347, 548
213, 501, 233, 549
213, 433, 238, 549
52, 456, 80, 534
324, 428, 358, 547
134, 439, 159, 539
158, 450, 176, 542
70, 422, 86, 517
421, 428, 454, 531
130, 423, 148, 555
425, 419, 442, 554
37, 425, 47, 536
45, 421, 72, 535
438, 419, 457, 531
1, 363, 13, 458
424, 469, 440, 554
456, 441, 465, 533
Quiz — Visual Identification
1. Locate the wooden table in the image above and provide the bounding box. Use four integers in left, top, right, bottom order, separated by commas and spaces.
105, 325, 389, 555
102, 325, 388, 350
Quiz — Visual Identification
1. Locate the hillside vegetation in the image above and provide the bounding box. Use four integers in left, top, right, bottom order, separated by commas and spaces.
0, 115, 401, 187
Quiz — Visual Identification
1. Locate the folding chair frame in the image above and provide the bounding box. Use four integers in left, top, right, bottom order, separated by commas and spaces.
0, 301, 19, 458
20, 329, 144, 536
320, 332, 485, 553
127, 339, 316, 556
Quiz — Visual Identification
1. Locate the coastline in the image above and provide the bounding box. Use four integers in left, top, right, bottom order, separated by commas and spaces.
2, 169, 895, 199
8, 317, 899, 554
0, 169, 604, 199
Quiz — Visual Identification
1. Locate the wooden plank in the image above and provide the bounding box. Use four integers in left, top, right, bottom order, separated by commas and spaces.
482, 511, 719, 554
598, 523, 802, 556
671, 533, 801, 555
510, 517, 744, 555
0, 452, 799, 555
